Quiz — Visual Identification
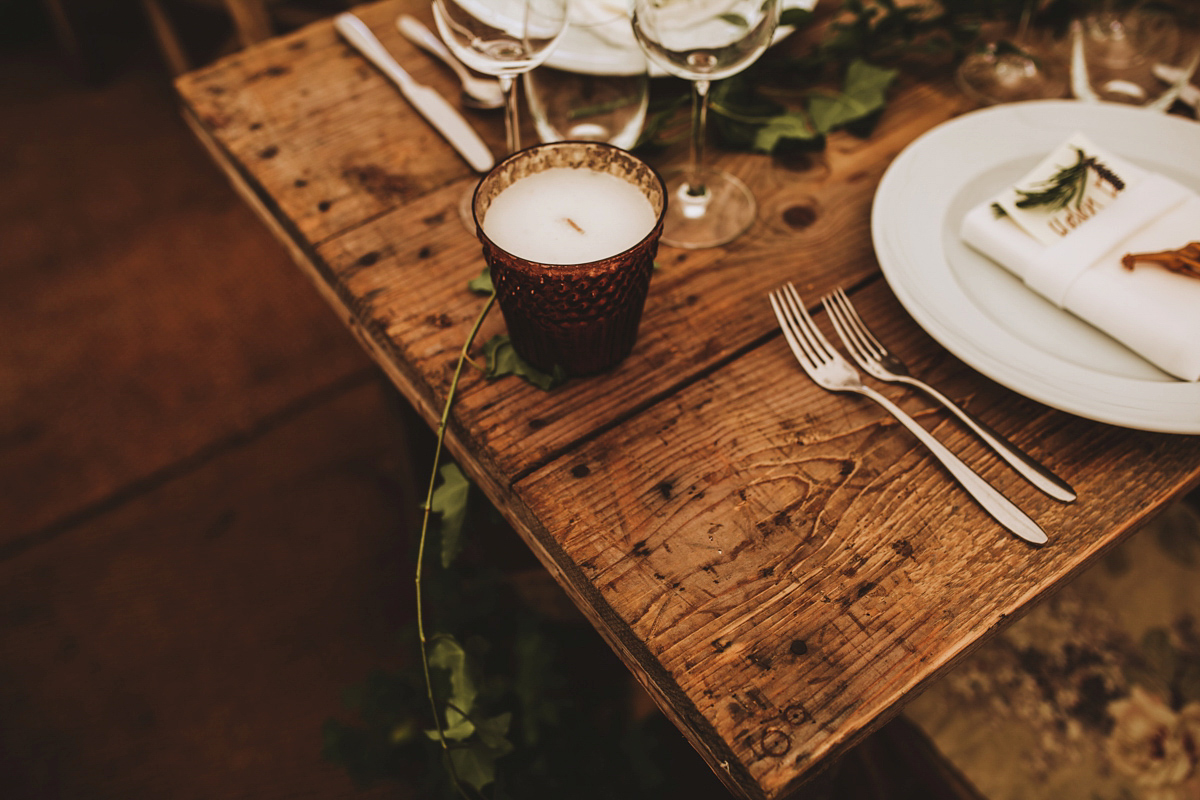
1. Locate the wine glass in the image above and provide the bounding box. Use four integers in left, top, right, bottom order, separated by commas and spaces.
524, 1, 649, 150
631, 0, 781, 249
957, 0, 1066, 106
433, 0, 569, 153
1069, 3, 1199, 111
432, 0, 569, 224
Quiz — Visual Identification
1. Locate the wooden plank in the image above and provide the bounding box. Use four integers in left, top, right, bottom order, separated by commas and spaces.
511, 280, 1200, 799
171, 0, 978, 489
301, 81, 973, 486
173, 0, 505, 247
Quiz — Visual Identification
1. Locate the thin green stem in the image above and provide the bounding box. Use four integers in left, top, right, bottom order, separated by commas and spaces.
415, 291, 496, 800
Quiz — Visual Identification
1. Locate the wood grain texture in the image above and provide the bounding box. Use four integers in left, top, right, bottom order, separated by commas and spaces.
174, 0, 504, 246
514, 282, 1200, 799
172, 6, 1200, 797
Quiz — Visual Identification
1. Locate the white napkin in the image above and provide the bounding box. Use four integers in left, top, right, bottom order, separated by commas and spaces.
960, 141, 1200, 381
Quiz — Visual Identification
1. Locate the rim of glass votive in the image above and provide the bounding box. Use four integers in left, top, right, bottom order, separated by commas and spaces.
471, 140, 667, 270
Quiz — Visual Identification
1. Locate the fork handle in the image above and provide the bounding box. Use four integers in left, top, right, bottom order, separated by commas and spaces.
857, 385, 1048, 546
897, 377, 1076, 503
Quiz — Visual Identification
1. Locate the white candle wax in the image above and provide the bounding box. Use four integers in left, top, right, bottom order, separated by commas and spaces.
483, 167, 657, 264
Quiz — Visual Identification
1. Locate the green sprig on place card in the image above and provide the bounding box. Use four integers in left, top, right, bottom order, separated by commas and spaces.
993, 132, 1129, 247
1014, 146, 1126, 212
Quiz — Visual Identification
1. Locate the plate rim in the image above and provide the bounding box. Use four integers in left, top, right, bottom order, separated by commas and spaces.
872, 99, 1200, 434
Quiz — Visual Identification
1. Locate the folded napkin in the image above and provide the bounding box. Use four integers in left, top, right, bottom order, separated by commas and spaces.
961, 134, 1200, 381
569, 0, 636, 50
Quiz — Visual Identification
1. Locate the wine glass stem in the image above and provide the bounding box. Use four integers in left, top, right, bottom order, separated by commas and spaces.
500, 74, 520, 154
686, 78, 711, 197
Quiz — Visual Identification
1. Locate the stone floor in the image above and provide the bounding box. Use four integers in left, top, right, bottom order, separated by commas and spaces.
0, 3, 979, 798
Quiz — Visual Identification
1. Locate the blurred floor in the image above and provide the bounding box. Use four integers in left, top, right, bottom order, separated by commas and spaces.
0, 3, 979, 798
1, 2, 428, 797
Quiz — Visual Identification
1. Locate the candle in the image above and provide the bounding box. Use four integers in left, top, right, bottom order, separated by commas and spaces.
482, 167, 658, 264
472, 141, 666, 375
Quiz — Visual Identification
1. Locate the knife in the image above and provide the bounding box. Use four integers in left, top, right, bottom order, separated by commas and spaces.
334, 13, 495, 173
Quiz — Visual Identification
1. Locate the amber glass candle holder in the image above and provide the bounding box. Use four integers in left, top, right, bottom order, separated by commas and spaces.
472, 141, 667, 376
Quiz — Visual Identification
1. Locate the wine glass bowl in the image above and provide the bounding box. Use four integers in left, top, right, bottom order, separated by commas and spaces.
955, 1, 1067, 107
523, 2, 650, 150
633, 3, 778, 80
957, 36, 1066, 106
631, 0, 780, 249
431, 0, 568, 226
1070, 6, 1200, 111
432, 0, 568, 77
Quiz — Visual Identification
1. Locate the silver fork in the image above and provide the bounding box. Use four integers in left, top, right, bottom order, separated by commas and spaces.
769, 283, 1047, 546
821, 287, 1076, 503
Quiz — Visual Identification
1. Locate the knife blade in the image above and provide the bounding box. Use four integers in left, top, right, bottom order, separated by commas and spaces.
334, 13, 495, 173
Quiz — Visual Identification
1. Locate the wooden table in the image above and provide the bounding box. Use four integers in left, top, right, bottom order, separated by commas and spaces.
174, 3, 1200, 797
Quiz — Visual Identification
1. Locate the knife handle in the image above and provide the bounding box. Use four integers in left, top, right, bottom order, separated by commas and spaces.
334, 13, 495, 173
335, 13, 416, 91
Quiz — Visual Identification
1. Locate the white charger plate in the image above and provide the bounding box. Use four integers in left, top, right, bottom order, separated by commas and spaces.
545, 0, 817, 76
872, 100, 1200, 434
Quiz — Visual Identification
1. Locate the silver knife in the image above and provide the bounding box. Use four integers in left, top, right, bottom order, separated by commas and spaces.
334, 13, 494, 173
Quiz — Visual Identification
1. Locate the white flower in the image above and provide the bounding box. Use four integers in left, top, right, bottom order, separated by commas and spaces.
1106, 687, 1200, 797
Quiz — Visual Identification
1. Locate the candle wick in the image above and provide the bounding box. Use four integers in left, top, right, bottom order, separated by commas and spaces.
563, 217, 585, 234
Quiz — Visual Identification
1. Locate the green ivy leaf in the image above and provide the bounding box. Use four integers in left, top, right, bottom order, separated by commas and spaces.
807, 59, 897, 134
752, 111, 820, 152
430, 463, 470, 569
483, 335, 568, 390
779, 7, 813, 28
426, 636, 477, 740
473, 711, 514, 751
514, 626, 559, 747
467, 266, 493, 295
447, 734, 512, 791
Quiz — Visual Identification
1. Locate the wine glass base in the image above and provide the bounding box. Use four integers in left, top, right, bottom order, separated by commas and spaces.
659, 167, 756, 249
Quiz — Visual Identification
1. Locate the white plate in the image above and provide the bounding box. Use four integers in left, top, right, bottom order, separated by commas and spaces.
872, 100, 1200, 434
546, 0, 816, 76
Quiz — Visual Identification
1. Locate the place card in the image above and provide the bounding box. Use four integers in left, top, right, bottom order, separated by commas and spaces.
994, 133, 1131, 247
960, 133, 1200, 380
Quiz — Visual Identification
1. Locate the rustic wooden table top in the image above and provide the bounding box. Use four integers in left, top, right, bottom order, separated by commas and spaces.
174, 2, 1200, 797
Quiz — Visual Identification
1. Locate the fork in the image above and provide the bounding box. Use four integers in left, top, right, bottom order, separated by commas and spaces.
769, 283, 1048, 546
821, 287, 1076, 503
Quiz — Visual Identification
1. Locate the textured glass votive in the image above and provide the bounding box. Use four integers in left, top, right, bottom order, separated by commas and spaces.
472, 142, 666, 376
